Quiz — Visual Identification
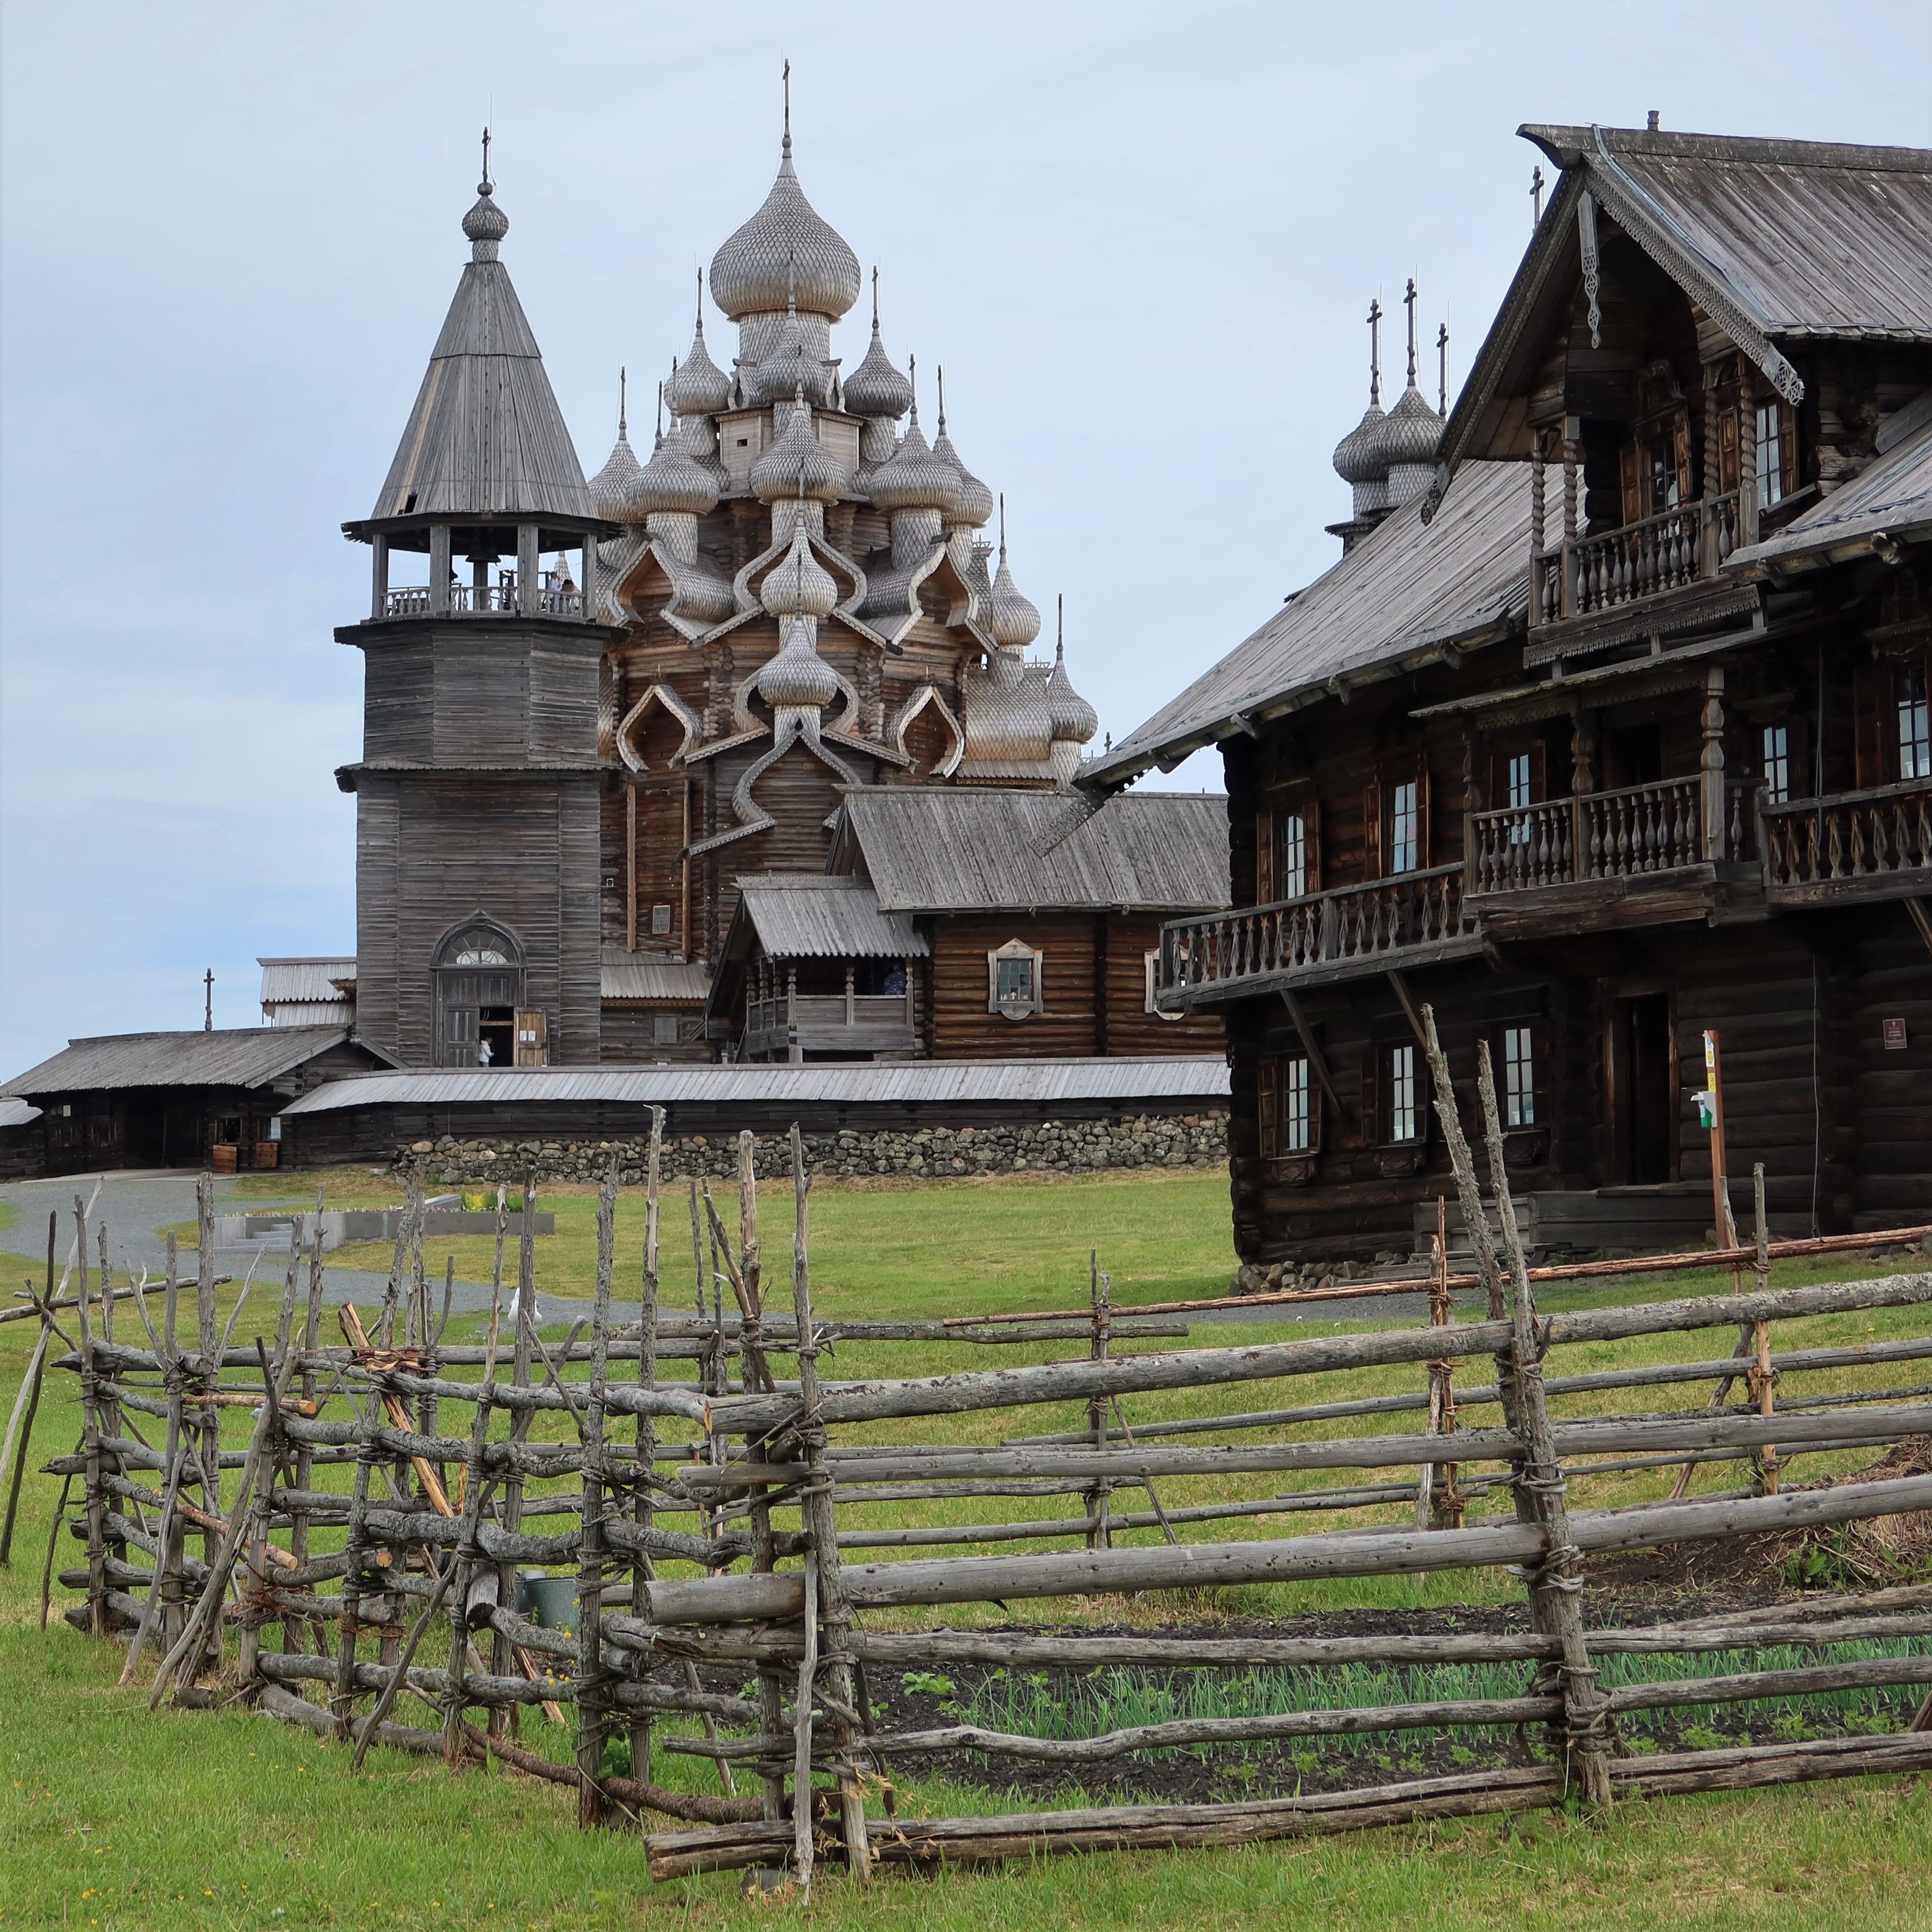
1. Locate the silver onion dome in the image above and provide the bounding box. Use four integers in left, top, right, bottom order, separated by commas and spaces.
866, 411, 960, 516
624, 419, 721, 519
589, 429, 644, 519
749, 291, 833, 409
667, 310, 732, 417
1333, 402, 1388, 486
843, 272, 913, 420
761, 522, 840, 619
1045, 637, 1099, 744
749, 392, 847, 504
1375, 382, 1444, 471
709, 128, 862, 322
983, 548, 1041, 649
933, 423, 994, 527
757, 612, 841, 709
462, 185, 509, 260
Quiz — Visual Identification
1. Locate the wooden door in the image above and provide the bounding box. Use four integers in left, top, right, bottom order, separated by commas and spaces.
514, 1009, 549, 1068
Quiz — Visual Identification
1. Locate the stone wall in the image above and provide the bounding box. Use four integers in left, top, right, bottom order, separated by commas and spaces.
396, 1113, 1229, 1186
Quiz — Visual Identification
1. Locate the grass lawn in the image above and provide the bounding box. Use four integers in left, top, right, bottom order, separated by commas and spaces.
4, 1167, 1931, 1930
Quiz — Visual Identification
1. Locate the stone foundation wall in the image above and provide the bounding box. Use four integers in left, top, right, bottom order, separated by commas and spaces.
396, 1113, 1229, 1186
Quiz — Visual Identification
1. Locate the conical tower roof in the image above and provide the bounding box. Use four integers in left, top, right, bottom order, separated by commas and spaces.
370, 169, 592, 523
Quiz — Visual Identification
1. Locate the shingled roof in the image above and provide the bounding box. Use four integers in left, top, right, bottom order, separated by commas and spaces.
1089, 461, 1531, 786
2, 1027, 361, 1097
834, 787, 1230, 913
1446, 125, 1932, 467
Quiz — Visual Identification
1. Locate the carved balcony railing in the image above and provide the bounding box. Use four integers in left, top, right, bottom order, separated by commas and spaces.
1761, 776, 1932, 904
383, 584, 585, 619
1534, 491, 1743, 630
1155, 863, 1473, 1006
744, 991, 916, 1059
1469, 777, 1758, 895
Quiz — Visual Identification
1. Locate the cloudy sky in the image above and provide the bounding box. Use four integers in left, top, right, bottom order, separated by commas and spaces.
2, 0, 1927, 1070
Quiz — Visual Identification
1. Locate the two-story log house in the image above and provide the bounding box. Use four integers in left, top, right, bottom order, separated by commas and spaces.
1093, 124, 1932, 1263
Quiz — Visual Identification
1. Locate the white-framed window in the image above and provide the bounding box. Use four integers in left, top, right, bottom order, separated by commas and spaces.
1390, 781, 1420, 874
652, 1013, 680, 1045
1143, 951, 1185, 1020
1283, 1057, 1312, 1152
1761, 723, 1792, 804
1899, 667, 1931, 781
1503, 1026, 1536, 1127
650, 903, 673, 936
1388, 1042, 1420, 1143
1280, 812, 1307, 899
1506, 752, 1532, 844
987, 939, 1044, 1019
1755, 402, 1786, 510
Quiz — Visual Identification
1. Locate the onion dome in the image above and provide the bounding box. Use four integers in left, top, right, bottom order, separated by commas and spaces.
982, 498, 1042, 648
866, 403, 961, 516
757, 613, 840, 710
709, 114, 861, 322
667, 287, 732, 417
624, 419, 720, 519
931, 370, 994, 527
588, 371, 645, 517
461, 181, 510, 260
761, 522, 840, 619
1377, 382, 1444, 470
749, 287, 831, 409
1333, 402, 1388, 486
749, 391, 848, 504
1045, 634, 1098, 745
843, 270, 913, 421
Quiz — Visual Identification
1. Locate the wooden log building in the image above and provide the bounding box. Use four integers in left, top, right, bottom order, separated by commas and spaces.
1093, 122, 1932, 1264
706, 788, 1228, 1061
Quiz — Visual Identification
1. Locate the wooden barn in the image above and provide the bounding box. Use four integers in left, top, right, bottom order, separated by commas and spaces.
1094, 122, 1932, 1265
1, 1029, 391, 1177
706, 788, 1229, 1061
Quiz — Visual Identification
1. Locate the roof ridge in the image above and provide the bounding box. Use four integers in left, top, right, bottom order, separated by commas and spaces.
1521, 124, 1932, 173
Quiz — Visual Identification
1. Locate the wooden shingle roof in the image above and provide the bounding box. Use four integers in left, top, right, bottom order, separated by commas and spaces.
835, 788, 1230, 913
1089, 461, 1531, 786
2, 1027, 363, 1097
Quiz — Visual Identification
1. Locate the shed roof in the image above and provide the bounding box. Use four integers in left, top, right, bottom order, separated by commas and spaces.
1726, 403, 1932, 574
599, 956, 716, 1003
0, 1098, 41, 1130
2, 1027, 357, 1097
731, 876, 929, 959
258, 957, 356, 1003
279, 1057, 1230, 1114
1089, 461, 1531, 786
836, 788, 1231, 912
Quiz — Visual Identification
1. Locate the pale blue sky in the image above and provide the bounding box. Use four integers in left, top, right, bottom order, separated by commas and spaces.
3, 0, 1927, 1070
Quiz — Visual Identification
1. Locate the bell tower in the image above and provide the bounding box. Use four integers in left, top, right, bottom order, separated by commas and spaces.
336, 140, 620, 1067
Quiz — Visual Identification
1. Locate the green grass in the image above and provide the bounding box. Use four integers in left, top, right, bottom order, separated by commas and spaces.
4, 1167, 1932, 1929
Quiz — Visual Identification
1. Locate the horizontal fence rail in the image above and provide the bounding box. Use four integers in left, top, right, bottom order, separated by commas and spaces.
25, 1082, 1932, 1896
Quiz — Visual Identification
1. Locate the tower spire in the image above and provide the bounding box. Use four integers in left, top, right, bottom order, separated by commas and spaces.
907, 351, 919, 427
1367, 297, 1383, 407
935, 363, 947, 432
695, 266, 705, 331
1436, 319, 1449, 416
618, 366, 627, 441
1531, 164, 1545, 230
871, 265, 880, 331
480, 125, 492, 194
998, 491, 1007, 560
1403, 278, 1419, 388
1056, 591, 1064, 662
781, 58, 791, 158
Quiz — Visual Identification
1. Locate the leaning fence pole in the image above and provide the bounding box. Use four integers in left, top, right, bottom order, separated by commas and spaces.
790, 1123, 871, 1883
442, 1249, 504, 1769
1419, 1007, 1506, 1318
1475, 1042, 1612, 1805
575, 1159, 619, 1829
630, 1118, 662, 1792
1748, 1164, 1780, 1494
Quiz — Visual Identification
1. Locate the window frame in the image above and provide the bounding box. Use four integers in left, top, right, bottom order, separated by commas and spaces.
1899, 665, 1931, 782
1257, 1051, 1320, 1161
1501, 1024, 1537, 1128
987, 939, 1045, 1020
1386, 1042, 1422, 1145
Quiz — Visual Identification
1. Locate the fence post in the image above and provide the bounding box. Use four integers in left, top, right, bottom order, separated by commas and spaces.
1475, 1045, 1613, 1805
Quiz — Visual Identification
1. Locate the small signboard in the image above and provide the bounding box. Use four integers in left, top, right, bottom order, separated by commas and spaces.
1882, 1017, 1908, 1051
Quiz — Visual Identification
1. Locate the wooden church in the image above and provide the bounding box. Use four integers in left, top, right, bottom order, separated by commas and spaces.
334, 112, 1224, 1072
1097, 121, 1932, 1261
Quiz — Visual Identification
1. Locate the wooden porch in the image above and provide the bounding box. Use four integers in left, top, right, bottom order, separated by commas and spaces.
742, 990, 917, 1063
1761, 776, 1932, 908
1153, 865, 1479, 1007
